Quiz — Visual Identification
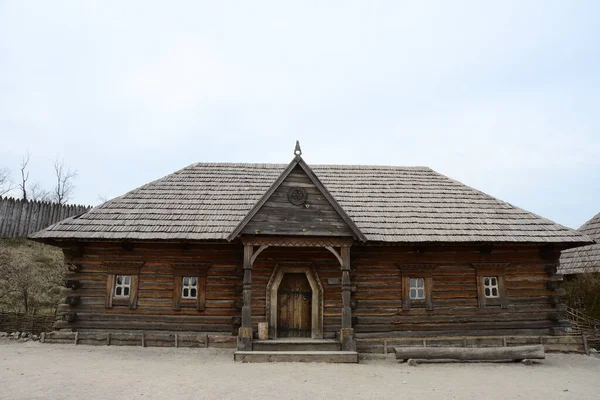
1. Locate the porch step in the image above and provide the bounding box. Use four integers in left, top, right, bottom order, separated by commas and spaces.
234, 351, 359, 363
252, 339, 341, 352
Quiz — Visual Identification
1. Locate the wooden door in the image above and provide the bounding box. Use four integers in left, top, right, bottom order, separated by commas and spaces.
278, 273, 312, 338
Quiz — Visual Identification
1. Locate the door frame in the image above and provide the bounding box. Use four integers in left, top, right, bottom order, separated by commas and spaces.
266, 263, 323, 339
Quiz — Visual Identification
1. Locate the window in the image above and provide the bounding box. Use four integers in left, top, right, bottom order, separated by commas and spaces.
399, 265, 435, 311
409, 278, 425, 300
114, 275, 131, 298
104, 261, 142, 309
474, 263, 509, 309
483, 276, 499, 298
172, 265, 210, 311
182, 277, 198, 299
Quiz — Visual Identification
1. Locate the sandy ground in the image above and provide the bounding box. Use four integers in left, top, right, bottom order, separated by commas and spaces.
1, 340, 600, 400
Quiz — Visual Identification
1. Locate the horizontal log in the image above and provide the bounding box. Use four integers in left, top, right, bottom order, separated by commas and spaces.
395, 344, 545, 361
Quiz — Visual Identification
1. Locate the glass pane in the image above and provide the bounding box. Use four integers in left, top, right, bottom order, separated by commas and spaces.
183, 288, 189, 297
492, 287, 498, 297
418, 289, 424, 298
410, 289, 417, 299
124, 287, 130, 296
191, 277, 197, 286
124, 276, 130, 285
485, 287, 490, 297
183, 277, 189, 286
409, 279, 416, 288
484, 277, 489, 286
190, 288, 197, 298
116, 287, 122, 296
417, 279, 424, 288
117, 276, 123, 284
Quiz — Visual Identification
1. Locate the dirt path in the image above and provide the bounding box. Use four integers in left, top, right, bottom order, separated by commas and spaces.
1, 340, 599, 400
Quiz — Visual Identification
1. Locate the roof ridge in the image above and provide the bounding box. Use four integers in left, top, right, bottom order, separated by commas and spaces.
187, 162, 433, 170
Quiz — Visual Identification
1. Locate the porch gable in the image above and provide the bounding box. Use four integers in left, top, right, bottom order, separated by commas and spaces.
228, 146, 365, 240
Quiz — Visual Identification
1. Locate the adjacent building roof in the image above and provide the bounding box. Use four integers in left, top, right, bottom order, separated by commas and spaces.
559, 213, 600, 274
30, 157, 593, 246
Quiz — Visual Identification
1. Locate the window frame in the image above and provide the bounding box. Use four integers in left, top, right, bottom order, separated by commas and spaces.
181, 276, 199, 299
398, 264, 435, 311
172, 264, 210, 311
474, 263, 509, 309
409, 277, 426, 300
483, 276, 500, 298
104, 261, 143, 309
114, 275, 132, 298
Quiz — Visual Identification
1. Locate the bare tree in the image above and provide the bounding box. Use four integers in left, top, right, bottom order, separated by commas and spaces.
19, 153, 31, 201
0, 167, 13, 196
29, 182, 51, 202
51, 158, 77, 205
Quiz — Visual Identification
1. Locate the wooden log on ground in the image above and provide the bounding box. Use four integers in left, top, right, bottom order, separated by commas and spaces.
395, 345, 545, 362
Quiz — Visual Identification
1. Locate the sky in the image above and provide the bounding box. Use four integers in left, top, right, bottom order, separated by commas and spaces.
0, 1, 598, 229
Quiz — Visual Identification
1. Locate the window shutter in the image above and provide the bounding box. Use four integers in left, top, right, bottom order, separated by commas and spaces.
425, 276, 434, 311
498, 275, 508, 309
197, 276, 206, 311
173, 276, 182, 310
401, 275, 411, 311
476, 275, 486, 308
129, 275, 139, 309
105, 274, 116, 309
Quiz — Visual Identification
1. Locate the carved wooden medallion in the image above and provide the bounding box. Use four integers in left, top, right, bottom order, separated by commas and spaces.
287, 187, 307, 205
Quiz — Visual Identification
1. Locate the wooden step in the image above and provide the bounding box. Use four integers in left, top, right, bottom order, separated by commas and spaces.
234, 351, 359, 363
252, 339, 341, 352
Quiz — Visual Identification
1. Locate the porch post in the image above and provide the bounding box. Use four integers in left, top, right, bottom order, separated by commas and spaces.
340, 245, 356, 351
237, 244, 253, 351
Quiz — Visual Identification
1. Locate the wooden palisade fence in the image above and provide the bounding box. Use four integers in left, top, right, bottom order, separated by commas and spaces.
0, 196, 91, 238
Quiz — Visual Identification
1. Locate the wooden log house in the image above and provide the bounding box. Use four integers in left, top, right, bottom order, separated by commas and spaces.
559, 212, 600, 275
30, 143, 594, 361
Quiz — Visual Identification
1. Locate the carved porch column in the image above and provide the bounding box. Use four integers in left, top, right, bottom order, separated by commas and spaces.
340, 245, 356, 351
237, 244, 254, 351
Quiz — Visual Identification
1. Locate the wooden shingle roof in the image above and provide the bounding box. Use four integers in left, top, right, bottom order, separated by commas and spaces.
559, 212, 600, 274
30, 162, 593, 246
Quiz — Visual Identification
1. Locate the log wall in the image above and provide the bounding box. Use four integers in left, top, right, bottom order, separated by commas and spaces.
351, 245, 565, 337
57, 242, 242, 334
56, 241, 567, 339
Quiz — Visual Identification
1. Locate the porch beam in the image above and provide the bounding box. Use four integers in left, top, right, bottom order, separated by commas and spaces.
242, 236, 353, 247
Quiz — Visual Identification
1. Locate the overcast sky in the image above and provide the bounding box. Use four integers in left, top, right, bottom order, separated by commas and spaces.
0, 1, 598, 229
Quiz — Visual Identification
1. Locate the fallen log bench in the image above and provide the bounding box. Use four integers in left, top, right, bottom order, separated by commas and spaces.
395, 345, 545, 364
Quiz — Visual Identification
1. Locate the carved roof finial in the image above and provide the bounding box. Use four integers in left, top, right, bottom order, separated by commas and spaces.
294, 140, 302, 157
